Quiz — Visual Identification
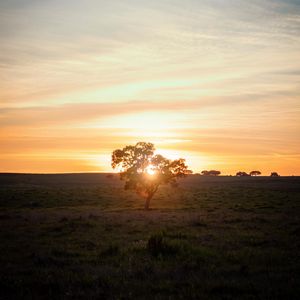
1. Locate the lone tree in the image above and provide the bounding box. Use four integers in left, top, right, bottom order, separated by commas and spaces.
271, 172, 279, 177
250, 170, 261, 176
236, 171, 250, 177
112, 142, 192, 210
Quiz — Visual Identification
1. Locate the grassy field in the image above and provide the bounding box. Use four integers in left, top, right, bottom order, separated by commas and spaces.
0, 173, 299, 299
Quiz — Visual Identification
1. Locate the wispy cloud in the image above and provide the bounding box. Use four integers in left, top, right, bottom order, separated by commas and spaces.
0, 0, 299, 173
0, 99, 210, 127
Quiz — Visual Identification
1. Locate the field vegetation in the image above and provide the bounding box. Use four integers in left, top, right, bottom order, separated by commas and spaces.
0, 174, 299, 299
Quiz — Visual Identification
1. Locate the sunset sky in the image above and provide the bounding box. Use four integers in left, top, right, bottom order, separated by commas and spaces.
1, 0, 300, 174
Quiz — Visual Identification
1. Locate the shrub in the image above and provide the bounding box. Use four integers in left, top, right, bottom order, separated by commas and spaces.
147, 232, 182, 257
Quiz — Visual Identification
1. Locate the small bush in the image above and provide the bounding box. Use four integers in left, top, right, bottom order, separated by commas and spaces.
147, 232, 164, 256
147, 232, 182, 257
131, 240, 147, 251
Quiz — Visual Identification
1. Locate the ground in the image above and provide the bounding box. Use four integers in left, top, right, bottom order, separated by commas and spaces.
0, 174, 299, 299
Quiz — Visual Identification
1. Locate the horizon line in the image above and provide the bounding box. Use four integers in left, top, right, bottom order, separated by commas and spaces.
0, 172, 299, 177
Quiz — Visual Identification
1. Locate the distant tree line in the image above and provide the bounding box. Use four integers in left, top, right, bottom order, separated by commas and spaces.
236, 170, 261, 176
198, 170, 280, 177
235, 170, 279, 177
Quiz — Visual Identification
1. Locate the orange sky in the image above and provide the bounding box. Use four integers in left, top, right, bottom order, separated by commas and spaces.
1, 0, 300, 175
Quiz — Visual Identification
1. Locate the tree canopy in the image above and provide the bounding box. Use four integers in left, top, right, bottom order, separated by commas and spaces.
271, 172, 279, 177
236, 171, 250, 177
111, 142, 192, 209
250, 170, 261, 176
201, 170, 221, 176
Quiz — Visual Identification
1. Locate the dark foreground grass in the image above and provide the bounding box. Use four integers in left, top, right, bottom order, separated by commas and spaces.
0, 174, 299, 299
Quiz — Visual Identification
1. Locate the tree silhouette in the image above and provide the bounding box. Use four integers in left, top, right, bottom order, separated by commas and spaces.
250, 170, 261, 176
236, 171, 250, 177
111, 142, 192, 210
201, 170, 221, 176
270, 172, 279, 177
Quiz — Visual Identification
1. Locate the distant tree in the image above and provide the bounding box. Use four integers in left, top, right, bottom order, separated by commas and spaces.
270, 172, 279, 177
250, 170, 261, 176
201, 170, 221, 176
236, 171, 250, 177
111, 142, 192, 210
209, 170, 221, 176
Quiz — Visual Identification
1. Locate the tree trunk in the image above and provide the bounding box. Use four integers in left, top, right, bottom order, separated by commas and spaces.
144, 195, 152, 210
144, 185, 159, 210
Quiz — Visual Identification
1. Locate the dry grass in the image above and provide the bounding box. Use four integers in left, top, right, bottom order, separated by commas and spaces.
0, 174, 299, 299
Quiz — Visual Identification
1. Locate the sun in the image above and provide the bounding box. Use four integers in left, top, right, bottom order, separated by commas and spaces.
145, 165, 156, 176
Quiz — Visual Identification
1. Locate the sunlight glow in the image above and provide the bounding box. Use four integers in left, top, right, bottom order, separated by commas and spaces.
1, 0, 300, 175
145, 165, 156, 176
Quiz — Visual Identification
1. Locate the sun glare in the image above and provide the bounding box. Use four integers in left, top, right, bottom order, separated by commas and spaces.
146, 165, 156, 175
